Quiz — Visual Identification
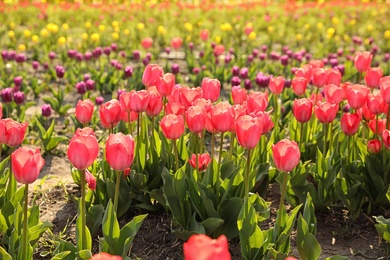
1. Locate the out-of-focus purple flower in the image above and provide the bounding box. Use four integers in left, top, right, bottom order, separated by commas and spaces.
117, 89, 125, 99
232, 66, 240, 76
211, 42, 216, 49
349, 47, 355, 54
255, 73, 270, 88
119, 51, 126, 58
103, 46, 111, 56
142, 58, 149, 66
259, 53, 267, 61
371, 45, 379, 55
8, 50, 16, 60
15, 53, 27, 63
49, 51, 56, 60
55, 65, 65, 78
281, 55, 289, 66
229, 48, 235, 55
335, 65, 345, 76
146, 52, 152, 61
84, 52, 92, 61
93, 47, 102, 58
32, 61, 39, 70
165, 47, 171, 55
231, 76, 241, 86
261, 45, 267, 52
86, 79, 95, 90
42, 104, 52, 117
115, 63, 122, 70
199, 51, 205, 58
171, 63, 180, 75
133, 50, 140, 61
352, 36, 362, 45
224, 55, 232, 64
322, 58, 329, 65
343, 104, 351, 113
95, 96, 104, 105
244, 79, 252, 90
330, 58, 338, 67
189, 42, 194, 51
14, 76, 23, 87
247, 54, 254, 63
201, 65, 207, 71
337, 48, 344, 56
110, 59, 118, 67
270, 52, 280, 60
111, 43, 117, 52
239, 67, 249, 79
286, 50, 293, 58
252, 49, 259, 57
13, 91, 25, 104
124, 65, 133, 78
84, 74, 91, 82
76, 81, 87, 95
384, 53, 390, 62
282, 46, 289, 53
284, 79, 292, 88
67, 50, 77, 59
76, 52, 83, 62
1, 88, 13, 103
291, 67, 298, 75
193, 67, 200, 74
1, 50, 8, 61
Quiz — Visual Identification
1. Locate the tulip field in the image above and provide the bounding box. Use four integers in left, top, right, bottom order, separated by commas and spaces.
2, 0, 390, 259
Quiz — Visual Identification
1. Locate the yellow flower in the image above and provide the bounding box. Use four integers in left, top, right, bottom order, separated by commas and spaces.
158, 25, 166, 35
137, 23, 144, 30
9, 22, 15, 29
215, 35, 221, 43
343, 34, 350, 41
184, 22, 193, 32
114, 26, 120, 33
112, 21, 119, 27
326, 27, 335, 35
8, 30, 15, 38
23, 30, 31, 38
248, 32, 256, 40
82, 33, 88, 41
366, 24, 373, 31
334, 35, 340, 42
384, 30, 390, 39
85, 21, 92, 29
221, 23, 232, 31
296, 34, 303, 41
186, 35, 191, 42
57, 36, 66, 45
18, 44, 26, 52
317, 22, 323, 30
98, 25, 105, 32
371, 10, 378, 16
349, 19, 356, 25
267, 26, 274, 33
331, 17, 339, 25
112, 32, 119, 40
40, 28, 49, 37
91, 33, 100, 42
47, 23, 59, 33
304, 23, 310, 30
197, 20, 202, 26
67, 36, 72, 43
31, 35, 39, 43
124, 29, 130, 35
62, 23, 69, 31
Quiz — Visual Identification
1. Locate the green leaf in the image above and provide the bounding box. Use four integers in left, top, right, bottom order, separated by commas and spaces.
77, 249, 92, 260
29, 221, 52, 247
0, 246, 12, 260
296, 214, 321, 260
325, 256, 350, 260
76, 213, 92, 251
102, 200, 120, 250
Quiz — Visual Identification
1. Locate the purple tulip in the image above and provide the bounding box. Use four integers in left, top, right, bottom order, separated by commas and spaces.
124, 66, 133, 78
231, 76, 241, 86
171, 63, 180, 75
95, 96, 104, 105
42, 104, 52, 117
76, 81, 87, 95
1, 88, 13, 103
13, 91, 25, 104
86, 79, 95, 90
133, 50, 140, 61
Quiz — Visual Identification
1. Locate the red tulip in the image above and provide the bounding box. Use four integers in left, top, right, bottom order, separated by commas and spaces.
358, 104, 375, 121
167, 85, 182, 104
246, 91, 268, 114
231, 86, 247, 105
180, 87, 203, 108
269, 76, 285, 95
368, 118, 386, 135
186, 106, 206, 134
380, 76, 390, 104
200, 29, 209, 41
382, 129, 390, 149
230, 104, 248, 132
346, 84, 369, 110
235, 115, 261, 149
67, 128, 99, 170
325, 68, 342, 86
354, 51, 372, 72
146, 87, 163, 117
142, 63, 164, 88
188, 153, 211, 171
365, 67, 383, 88
156, 73, 175, 97
293, 98, 313, 123
141, 37, 153, 49
165, 102, 185, 117
120, 110, 138, 123
252, 111, 274, 134
0, 118, 28, 147
211, 102, 235, 133
314, 101, 338, 124
11, 147, 44, 184
341, 113, 361, 136
312, 68, 327, 88
183, 234, 231, 260
213, 44, 225, 56
106, 133, 135, 171
129, 90, 150, 113
324, 84, 344, 104
294, 64, 312, 83
192, 98, 213, 113
201, 78, 221, 103
85, 170, 96, 190
99, 99, 121, 129
75, 99, 94, 124
272, 139, 300, 172
291, 77, 307, 96
367, 139, 381, 154
160, 114, 185, 140
171, 36, 183, 50
309, 59, 324, 69
367, 93, 385, 115
90, 252, 122, 260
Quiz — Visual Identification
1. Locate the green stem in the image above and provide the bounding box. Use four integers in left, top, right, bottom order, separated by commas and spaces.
6, 147, 15, 201
218, 132, 224, 172
127, 112, 132, 135
150, 116, 155, 158
173, 140, 179, 172
195, 135, 199, 181
200, 130, 205, 154
79, 169, 87, 250
211, 132, 215, 160
114, 170, 121, 214
276, 171, 288, 235
22, 184, 29, 260
347, 135, 351, 173
323, 123, 327, 157
244, 149, 252, 203
229, 132, 235, 160
273, 95, 279, 142
329, 122, 333, 155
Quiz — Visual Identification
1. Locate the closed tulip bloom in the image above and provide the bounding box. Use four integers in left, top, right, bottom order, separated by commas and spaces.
180, 87, 203, 108
90, 252, 122, 260
67, 128, 99, 170
294, 64, 312, 83
252, 111, 274, 135
12, 147, 44, 184
156, 73, 175, 97
367, 139, 381, 154
236, 115, 261, 149
205, 111, 217, 133
106, 133, 135, 171
229, 104, 248, 133
314, 101, 338, 124
160, 114, 185, 140
192, 98, 213, 113
144, 87, 163, 117
382, 130, 390, 149
75, 99, 94, 124
186, 106, 206, 134
354, 51, 372, 72
211, 102, 235, 133
119, 91, 132, 113
188, 153, 212, 172
347, 84, 369, 110
165, 102, 185, 117
167, 85, 182, 104
201, 78, 221, 102
365, 67, 383, 88
380, 76, 390, 104
341, 113, 361, 136
358, 104, 376, 122
1, 88, 13, 103
312, 68, 327, 88
291, 77, 307, 96
325, 68, 342, 86
142, 63, 164, 88
85, 169, 96, 190
99, 99, 121, 128
268, 76, 285, 95
368, 118, 386, 135
0, 118, 28, 147
200, 29, 209, 41
309, 59, 325, 69
293, 98, 313, 123
129, 90, 150, 113
231, 86, 247, 105
324, 84, 345, 104
367, 93, 385, 115
272, 139, 300, 172
183, 234, 231, 260
171, 36, 183, 50
246, 91, 269, 114
141, 37, 153, 49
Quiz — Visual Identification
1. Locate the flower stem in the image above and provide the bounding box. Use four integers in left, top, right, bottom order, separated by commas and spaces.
323, 123, 327, 157
211, 132, 215, 160
22, 184, 29, 260
114, 170, 121, 214
329, 122, 333, 155
127, 112, 132, 135
229, 132, 235, 160
79, 169, 87, 250
6, 147, 15, 201
173, 140, 179, 171
218, 132, 224, 172
244, 149, 252, 203
276, 171, 288, 235
386, 106, 390, 130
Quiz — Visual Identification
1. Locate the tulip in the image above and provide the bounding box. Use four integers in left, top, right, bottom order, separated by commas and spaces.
12, 147, 44, 185
325, 68, 342, 86
314, 102, 338, 124
85, 170, 96, 190
146, 87, 163, 117
1, 88, 13, 103
0, 102, 2, 119
192, 98, 213, 113
365, 67, 383, 88
180, 87, 203, 108
165, 102, 185, 117
294, 64, 312, 83
341, 113, 361, 136
160, 114, 185, 140
201, 78, 221, 102
272, 139, 300, 173
231, 86, 247, 105
367, 139, 381, 154
183, 234, 231, 260
186, 106, 206, 134
106, 133, 135, 171
90, 252, 122, 260
312, 68, 327, 88
368, 118, 386, 135
382, 130, 390, 149
346, 84, 369, 110
171, 36, 183, 50
380, 76, 390, 104
75, 99, 94, 125
99, 99, 121, 129
324, 84, 345, 104
367, 94, 385, 115
236, 115, 261, 149
41, 104, 52, 117
13, 91, 25, 105
293, 98, 313, 123
0, 118, 28, 147
354, 51, 372, 72
211, 102, 234, 133
269, 76, 285, 95
156, 73, 175, 97
55, 65, 65, 79
188, 153, 211, 172
200, 29, 209, 41
141, 37, 153, 49
142, 63, 164, 88
358, 104, 376, 122
246, 91, 269, 114
291, 77, 307, 96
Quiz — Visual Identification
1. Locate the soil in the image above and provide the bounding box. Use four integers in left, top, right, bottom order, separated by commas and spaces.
30, 157, 389, 259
